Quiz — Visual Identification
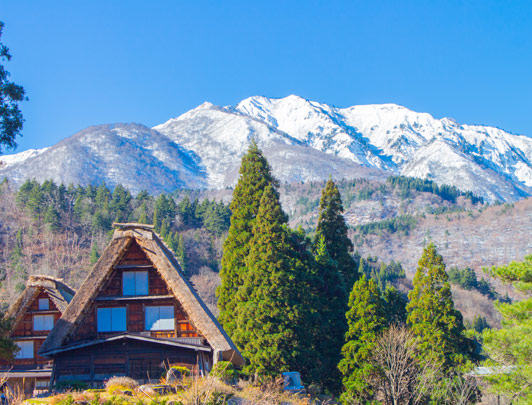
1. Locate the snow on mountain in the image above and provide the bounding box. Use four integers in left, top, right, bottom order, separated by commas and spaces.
1, 95, 531, 202
0, 147, 49, 168
153, 101, 384, 189
0, 123, 207, 194
234, 96, 532, 202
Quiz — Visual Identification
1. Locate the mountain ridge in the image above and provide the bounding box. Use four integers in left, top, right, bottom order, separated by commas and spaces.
1, 95, 531, 202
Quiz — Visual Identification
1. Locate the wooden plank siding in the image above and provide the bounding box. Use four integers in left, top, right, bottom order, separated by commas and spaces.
0, 290, 59, 368
67, 239, 202, 345
54, 337, 201, 386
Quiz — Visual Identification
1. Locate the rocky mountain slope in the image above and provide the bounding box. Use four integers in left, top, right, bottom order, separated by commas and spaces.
2, 95, 532, 202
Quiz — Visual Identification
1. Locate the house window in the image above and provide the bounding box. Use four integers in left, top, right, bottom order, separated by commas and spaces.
38, 298, 49, 310
145, 306, 174, 331
123, 271, 148, 296
15, 340, 34, 359
35, 380, 49, 389
97, 307, 126, 332
33, 314, 54, 331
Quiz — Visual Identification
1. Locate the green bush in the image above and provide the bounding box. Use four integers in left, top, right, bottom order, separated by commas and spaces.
54, 380, 89, 392
210, 361, 239, 382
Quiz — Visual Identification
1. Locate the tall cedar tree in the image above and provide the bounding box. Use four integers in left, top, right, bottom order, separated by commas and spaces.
312, 234, 348, 393
217, 141, 276, 337
315, 179, 359, 289
406, 243, 472, 371
338, 275, 387, 403
482, 255, 532, 403
234, 185, 304, 377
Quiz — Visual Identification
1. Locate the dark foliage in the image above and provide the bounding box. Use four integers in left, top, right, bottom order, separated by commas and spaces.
0, 21, 26, 153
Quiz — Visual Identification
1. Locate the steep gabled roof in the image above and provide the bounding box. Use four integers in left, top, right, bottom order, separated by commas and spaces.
6, 275, 76, 329
39, 223, 244, 366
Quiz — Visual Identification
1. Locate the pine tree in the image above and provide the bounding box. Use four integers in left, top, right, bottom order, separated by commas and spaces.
217, 141, 277, 336
383, 286, 408, 325
138, 202, 148, 224
315, 179, 359, 289
44, 205, 61, 233
311, 234, 347, 393
338, 275, 387, 403
90, 241, 100, 264
406, 243, 472, 371
482, 255, 532, 402
175, 234, 187, 274
233, 185, 303, 377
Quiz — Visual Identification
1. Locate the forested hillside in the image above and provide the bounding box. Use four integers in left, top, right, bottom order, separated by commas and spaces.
0, 175, 514, 327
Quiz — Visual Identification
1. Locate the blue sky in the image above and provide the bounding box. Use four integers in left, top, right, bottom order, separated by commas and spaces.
2, 0, 531, 152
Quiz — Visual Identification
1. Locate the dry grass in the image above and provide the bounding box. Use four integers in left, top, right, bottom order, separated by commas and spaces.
105, 376, 139, 394
25, 376, 319, 405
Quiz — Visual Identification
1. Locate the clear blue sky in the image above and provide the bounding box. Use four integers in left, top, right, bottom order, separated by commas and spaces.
2, 0, 532, 152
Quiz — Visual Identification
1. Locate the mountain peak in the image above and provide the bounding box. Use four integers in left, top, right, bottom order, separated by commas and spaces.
1, 95, 531, 203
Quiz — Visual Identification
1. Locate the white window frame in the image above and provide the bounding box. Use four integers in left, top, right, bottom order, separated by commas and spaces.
145, 306, 175, 331
38, 298, 49, 310
122, 271, 148, 296
97, 307, 127, 332
33, 314, 54, 331
15, 340, 34, 359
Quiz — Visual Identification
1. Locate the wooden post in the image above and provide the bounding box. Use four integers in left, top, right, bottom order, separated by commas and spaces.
90, 354, 95, 386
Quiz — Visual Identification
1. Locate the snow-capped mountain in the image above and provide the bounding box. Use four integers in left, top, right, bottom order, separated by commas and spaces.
0, 123, 208, 194
1, 95, 531, 202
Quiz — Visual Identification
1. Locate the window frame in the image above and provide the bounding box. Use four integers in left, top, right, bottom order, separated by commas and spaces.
97, 307, 127, 333
33, 314, 54, 331
38, 298, 49, 310
145, 305, 175, 331
122, 271, 149, 296
15, 340, 34, 359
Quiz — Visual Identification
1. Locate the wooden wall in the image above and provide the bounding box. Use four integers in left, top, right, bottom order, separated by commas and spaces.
54, 338, 203, 386
0, 289, 59, 368
69, 239, 202, 344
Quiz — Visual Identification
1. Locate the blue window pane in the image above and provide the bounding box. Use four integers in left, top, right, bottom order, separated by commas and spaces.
38, 298, 49, 310
112, 307, 127, 332
145, 306, 174, 331
123, 272, 135, 295
97, 308, 111, 332
123, 271, 148, 296
33, 315, 54, 331
15, 341, 34, 359
136, 271, 148, 295
158, 306, 174, 330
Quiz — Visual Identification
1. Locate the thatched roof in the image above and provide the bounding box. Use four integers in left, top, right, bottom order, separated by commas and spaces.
6, 275, 76, 330
39, 223, 244, 366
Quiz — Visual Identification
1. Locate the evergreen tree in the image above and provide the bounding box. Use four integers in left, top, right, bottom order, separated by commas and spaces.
175, 234, 187, 274
482, 255, 532, 403
0, 21, 26, 153
217, 141, 277, 336
0, 316, 19, 361
233, 185, 303, 377
90, 241, 100, 265
383, 286, 408, 325
44, 205, 61, 232
315, 179, 359, 289
138, 201, 148, 224
406, 243, 472, 371
338, 275, 387, 403
311, 234, 347, 393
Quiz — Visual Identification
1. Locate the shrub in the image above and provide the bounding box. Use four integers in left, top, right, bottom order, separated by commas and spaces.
54, 380, 89, 392
210, 361, 239, 383
170, 365, 191, 376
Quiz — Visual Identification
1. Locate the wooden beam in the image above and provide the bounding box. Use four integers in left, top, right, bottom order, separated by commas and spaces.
94, 295, 173, 302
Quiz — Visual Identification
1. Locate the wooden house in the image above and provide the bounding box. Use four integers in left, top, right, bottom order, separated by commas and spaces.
39, 223, 243, 387
0, 275, 75, 395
